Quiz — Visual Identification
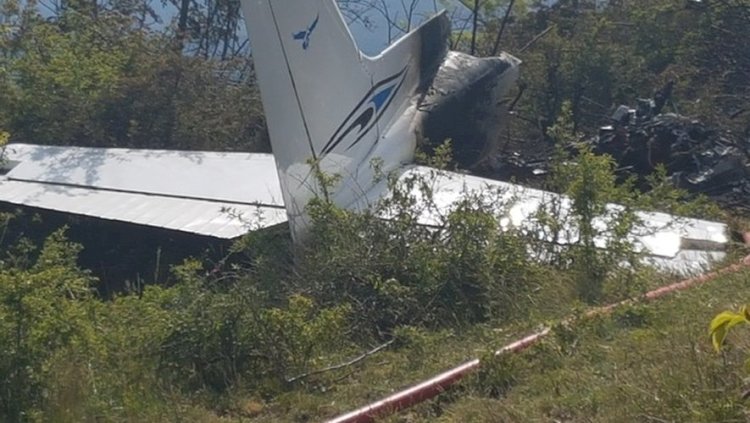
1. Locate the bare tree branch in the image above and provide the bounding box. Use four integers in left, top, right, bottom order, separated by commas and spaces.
286, 339, 395, 384
470, 0, 480, 54
518, 24, 554, 53
491, 0, 514, 56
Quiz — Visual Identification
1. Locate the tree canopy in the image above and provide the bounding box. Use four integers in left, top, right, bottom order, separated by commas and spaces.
2, 0, 747, 150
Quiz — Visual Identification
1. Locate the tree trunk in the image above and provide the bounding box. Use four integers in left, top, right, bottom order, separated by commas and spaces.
176, 0, 190, 50
470, 0, 481, 55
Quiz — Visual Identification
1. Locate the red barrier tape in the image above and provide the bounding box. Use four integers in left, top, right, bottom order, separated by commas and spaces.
327, 252, 750, 423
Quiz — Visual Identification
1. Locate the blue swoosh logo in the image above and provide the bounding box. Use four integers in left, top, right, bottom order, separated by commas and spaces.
320, 67, 409, 157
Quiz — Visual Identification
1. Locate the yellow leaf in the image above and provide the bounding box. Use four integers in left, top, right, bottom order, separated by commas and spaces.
709, 309, 749, 352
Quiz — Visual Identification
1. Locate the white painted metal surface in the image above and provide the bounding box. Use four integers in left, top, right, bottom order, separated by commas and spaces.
0, 1, 724, 276
0, 144, 286, 238
0, 144, 729, 273
388, 166, 729, 275
3, 143, 284, 206
240, 0, 471, 239
235, 0, 729, 274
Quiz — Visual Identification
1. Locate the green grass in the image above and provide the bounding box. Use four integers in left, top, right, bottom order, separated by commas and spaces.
413, 267, 750, 422
232, 265, 750, 422
16, 227, 746, 423
30, 259, 743, 423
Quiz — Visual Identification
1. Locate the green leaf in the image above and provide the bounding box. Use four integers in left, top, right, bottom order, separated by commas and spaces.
709, 307, 749, 352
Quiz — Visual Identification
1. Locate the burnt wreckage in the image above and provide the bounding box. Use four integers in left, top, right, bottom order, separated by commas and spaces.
477, 91, 750, 213
419, 51, 519, 167
595, 97, 750, 213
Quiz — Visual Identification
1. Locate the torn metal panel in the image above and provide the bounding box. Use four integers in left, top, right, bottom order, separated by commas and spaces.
594, 100, 750, 213
420, 51, 521, 167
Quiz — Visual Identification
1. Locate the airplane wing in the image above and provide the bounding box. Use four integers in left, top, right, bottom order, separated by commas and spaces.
0, 144, 727, 274
0, 143, 287, 239
376, 166, 729, 276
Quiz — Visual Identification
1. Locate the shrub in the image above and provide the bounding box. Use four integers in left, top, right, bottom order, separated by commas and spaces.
158, 260, 349, 395
0, 229, 97, 420
292, 166, 535, 339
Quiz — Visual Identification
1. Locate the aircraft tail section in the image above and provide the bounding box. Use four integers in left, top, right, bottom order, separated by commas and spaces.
241, 0, 366, 157
240, 0, 450, 237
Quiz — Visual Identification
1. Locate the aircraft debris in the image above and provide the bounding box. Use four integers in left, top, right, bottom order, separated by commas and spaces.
594, 97, 750, 213
483, 94, 750, 214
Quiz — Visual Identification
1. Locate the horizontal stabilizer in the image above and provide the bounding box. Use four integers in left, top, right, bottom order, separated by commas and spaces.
0, 144, 286, 238
381, 166, 728, 275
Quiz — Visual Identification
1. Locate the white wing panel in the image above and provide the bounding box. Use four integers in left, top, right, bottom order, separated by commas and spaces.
0, 180, 287, 239
3, 144, 283, 207
387, 166, 728, 275
0, 143, 288, 238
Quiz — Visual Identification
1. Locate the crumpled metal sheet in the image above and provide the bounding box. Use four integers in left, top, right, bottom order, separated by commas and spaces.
595, 101, 750, 213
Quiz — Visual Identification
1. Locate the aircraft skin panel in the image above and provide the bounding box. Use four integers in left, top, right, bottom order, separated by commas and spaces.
241, 0, 372, 234
3, 143, 284, 207
384, 166, 728, 275
0, 143, 288, 239
330, 13, 451, 213
643, 250, 726, 275
0, 142, 728, 270
0, 179, 287, 239
235, 1, 726, 274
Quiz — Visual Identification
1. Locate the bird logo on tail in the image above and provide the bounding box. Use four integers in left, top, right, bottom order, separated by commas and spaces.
293, 14, 319, 50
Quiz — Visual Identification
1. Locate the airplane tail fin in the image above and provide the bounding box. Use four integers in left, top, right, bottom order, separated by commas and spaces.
240, 0, 450, 237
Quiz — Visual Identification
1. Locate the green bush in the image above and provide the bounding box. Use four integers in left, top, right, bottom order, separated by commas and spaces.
158, 260, 349, 395
293, 168, 535, 339
0, 128, 723, 420
0, 229, 96, 420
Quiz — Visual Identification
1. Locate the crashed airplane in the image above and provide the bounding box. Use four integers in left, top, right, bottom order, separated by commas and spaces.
0, 0, 729, 275
239, 0, 521, 237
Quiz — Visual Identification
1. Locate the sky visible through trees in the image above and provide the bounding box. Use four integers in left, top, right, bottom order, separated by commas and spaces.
29, 0, 475, 54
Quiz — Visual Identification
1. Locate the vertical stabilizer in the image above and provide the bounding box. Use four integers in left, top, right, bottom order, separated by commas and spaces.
240, 0, 450, 238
